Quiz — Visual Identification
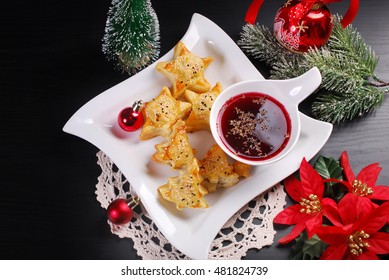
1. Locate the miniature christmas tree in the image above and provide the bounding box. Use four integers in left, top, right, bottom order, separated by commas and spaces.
102, 0, 160, 75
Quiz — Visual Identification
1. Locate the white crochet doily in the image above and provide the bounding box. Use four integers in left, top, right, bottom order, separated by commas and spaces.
95, 151, 286, 259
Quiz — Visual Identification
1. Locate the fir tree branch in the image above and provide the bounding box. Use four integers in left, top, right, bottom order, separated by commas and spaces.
327, 16, 378, 77
370, 75, 389, 87
238, 15, 387, 124
238, 24, 301, 68
304, 47, 367, 94
270, 56, 308, 79
369, 80, 389, 87
238, 24, 307, 79
312, 86, 384, 123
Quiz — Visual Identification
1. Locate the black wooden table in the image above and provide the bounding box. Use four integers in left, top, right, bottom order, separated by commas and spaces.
1, 0, 388, 260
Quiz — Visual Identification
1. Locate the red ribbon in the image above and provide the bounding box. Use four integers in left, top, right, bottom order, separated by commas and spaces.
340, 0, 359, 28
245, 0, 265, 25
245, 0, 359, 28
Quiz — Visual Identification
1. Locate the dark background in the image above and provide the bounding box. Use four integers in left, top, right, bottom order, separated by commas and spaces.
1, 0, 388, 259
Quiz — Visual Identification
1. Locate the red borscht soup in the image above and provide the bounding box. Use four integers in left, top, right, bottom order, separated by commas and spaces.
217, 92, 291, 161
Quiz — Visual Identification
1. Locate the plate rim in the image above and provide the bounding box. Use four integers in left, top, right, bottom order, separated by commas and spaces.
63, 13, 333, 259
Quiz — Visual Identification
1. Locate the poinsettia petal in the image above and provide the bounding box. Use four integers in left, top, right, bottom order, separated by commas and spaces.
340, 151, 356, 183
283, 175, 303, 202
320, 244, 348, 260
305, 214, 322, 238
273, 204, 306, 225
278, 222, 306, 244
367, 232, 389, 255
338, 193, 359, 226
316, 225, 348, 245
371, 185, 389, 200
299, 158, 324, 198
357, 200, 389, 233
324, 178, 353, 193
357, 163, 381, 187
338, 194, 375, 225
354, 250, 379, 260
356, 197, 376, 220
321, 198, 342, 227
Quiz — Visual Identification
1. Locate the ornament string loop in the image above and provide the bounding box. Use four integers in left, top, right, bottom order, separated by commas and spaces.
245, 0, 265, 25
245, 0, 359, 28
338, 0, 359, 28
127, 196, 140, 209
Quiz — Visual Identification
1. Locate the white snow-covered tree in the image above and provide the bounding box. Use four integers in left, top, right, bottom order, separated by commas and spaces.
102, 0, 160, 75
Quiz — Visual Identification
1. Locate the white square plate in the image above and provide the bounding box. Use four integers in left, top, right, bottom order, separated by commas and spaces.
63, 13, 333, 259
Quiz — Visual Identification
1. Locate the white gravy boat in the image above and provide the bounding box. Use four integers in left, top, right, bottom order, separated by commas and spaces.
210, 67, 322, 166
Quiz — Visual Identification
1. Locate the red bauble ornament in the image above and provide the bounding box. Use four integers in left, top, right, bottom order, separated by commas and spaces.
107, 197, 139, 225
273, 1, 333, 53
118, 100, 144, 132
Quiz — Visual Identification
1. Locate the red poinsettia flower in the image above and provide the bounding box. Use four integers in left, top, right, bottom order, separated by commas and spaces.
274, 158, 340, 244
340, 151, 389, 202
316, 194, 389, 260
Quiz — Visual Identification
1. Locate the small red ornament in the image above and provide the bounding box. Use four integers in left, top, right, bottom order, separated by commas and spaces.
118, 100, 144, 132
245, 0, 360, 52
273, 1, 333, 53
107, 196, 139, 225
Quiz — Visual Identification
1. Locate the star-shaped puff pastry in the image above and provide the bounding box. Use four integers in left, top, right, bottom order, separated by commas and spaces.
159, 158, 208, 210
184, 82, 222, 132
199, 145, 240, 192
140, 87, 191, 140
233, 161, 252, 178
156, 41, 213, 99
152, 119, 195, 169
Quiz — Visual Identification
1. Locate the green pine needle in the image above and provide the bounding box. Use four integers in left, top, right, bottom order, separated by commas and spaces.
328, 16, 378, 75
238, 15, 387, 124
312, 86, 384, 123
305, 48, 367, 94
